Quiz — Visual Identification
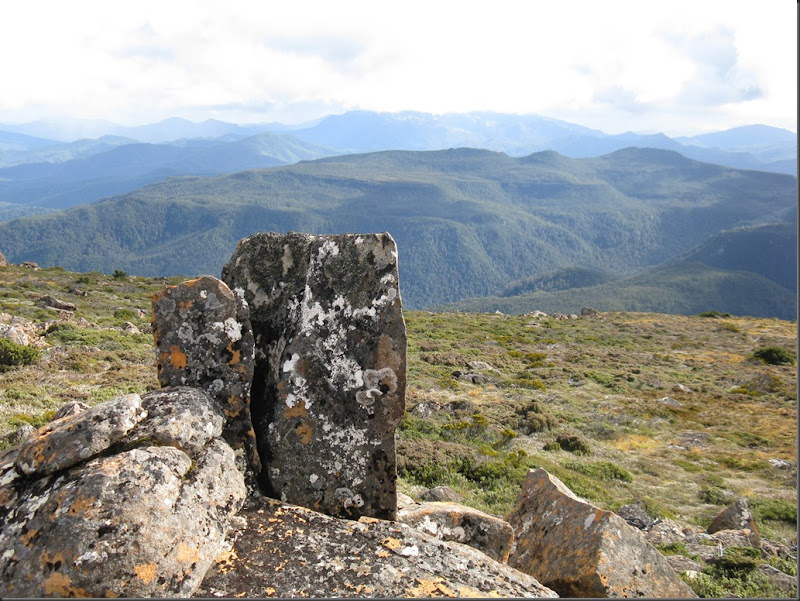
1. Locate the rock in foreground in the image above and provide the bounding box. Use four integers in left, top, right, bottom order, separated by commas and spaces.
195, 496, 557, 598
0, 389, 246, 598
222, 232, 406, 521
508, 468, 696, 598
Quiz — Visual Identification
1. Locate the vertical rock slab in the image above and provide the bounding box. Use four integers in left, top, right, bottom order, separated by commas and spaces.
508, 468, 696, 598
222, 232, 406, 520
152, 276, 260, 483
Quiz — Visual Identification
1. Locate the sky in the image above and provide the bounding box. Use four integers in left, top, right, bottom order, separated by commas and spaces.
0, 0, 796, 136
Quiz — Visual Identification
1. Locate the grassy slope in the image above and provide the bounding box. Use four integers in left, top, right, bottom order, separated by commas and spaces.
1, 265, 795, 549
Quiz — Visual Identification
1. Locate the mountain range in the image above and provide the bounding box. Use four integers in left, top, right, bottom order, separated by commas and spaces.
0, 146, 795, 318
0, 112, 795, 221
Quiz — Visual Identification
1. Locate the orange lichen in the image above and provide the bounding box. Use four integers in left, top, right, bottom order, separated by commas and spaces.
176, 542, 200, 564
44, 572, 88, 597
134, 563, 158, 585
168, 346, 187, 369
295, 423, 313, 444
284, 400, 309, 419
226, 341, 241, 365
408, 578, 457, 598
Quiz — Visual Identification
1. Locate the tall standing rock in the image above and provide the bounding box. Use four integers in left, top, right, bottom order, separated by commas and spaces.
222, 232, 406, 520
152, 276, 260, 483
508, 468, 696, 598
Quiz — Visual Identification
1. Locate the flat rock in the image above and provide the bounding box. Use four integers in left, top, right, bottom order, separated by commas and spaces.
0, 390, 246, 598
14, 393, 147, 476
508, 468, 696, 598
152, 275, 259, 483
398, 500, 514, 562
195, 496, 557, 598
222, 232, 406, 520
36, 295, 77, 312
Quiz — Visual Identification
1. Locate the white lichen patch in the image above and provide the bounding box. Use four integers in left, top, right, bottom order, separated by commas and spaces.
317, 240, 340, 260
211, 317, 242, 342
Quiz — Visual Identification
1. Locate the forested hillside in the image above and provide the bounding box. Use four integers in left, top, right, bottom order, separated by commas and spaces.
0, 147, 795, 313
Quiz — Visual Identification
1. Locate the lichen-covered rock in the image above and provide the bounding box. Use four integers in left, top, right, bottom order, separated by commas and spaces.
398, 500, 514, 562
0, 312, 48, 348
707, 498, 759, 538
121, 387, 225, 456
508, 468, 696, 598
617, 500, 656, 531
0, 389, 246, 598
222, 232, 407, 520
195, 496, 557, 598
14, 393, 147, 476
152, 275, 260, 483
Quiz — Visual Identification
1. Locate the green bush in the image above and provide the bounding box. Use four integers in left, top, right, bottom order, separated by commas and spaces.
564, 460, 633, 482
697, 310, 732, 318
713, 546, 761, 577
554, 432, 592, 455
0, 338, 41, 371
112, 269, 128, 280
752, 346, 796, 366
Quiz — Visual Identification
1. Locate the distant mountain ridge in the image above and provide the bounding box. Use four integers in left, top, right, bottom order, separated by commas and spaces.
0, 147, 794, 318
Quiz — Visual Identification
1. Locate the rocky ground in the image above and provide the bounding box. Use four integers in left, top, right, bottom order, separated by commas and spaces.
0, 263, 796, 597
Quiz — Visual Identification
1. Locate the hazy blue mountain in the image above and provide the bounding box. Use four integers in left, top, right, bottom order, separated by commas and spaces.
0, 147, 794, 315
0, 132, 337, 213
290, 110, 602, 154
0, 135, 138, 167
3, 112, 795, 174
676, 124, 796, 150
0, 118, 121, 141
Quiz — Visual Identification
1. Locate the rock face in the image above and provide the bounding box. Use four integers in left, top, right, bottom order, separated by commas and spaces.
222, 232, 406, 520
0, 388, 246, 598
397, 500, 515, 562
195, 496, 557, 599
508, 468, 696, 598
152, 276, 260, 484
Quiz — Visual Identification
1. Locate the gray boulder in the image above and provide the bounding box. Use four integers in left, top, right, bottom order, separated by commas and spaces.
222, 232, 406, 521
0, 388, 246, 598
508, 468, 696, 598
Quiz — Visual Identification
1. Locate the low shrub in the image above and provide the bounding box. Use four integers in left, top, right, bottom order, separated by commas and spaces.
564, 460, 633, 482
554, 432, 592, 455
0, 338, 41, 371
752, 346, 795, 366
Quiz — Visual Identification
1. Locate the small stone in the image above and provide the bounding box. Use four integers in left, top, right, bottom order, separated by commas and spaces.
398, 501, 514, 562
617, 501, 656, 531
420, 486, 464, 503
707, 499, 758, 536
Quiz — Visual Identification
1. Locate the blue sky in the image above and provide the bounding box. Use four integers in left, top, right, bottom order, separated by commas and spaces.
0, 0, 795, 136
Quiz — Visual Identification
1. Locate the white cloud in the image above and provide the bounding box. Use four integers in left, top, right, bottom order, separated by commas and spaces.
0, 0, 794, 135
